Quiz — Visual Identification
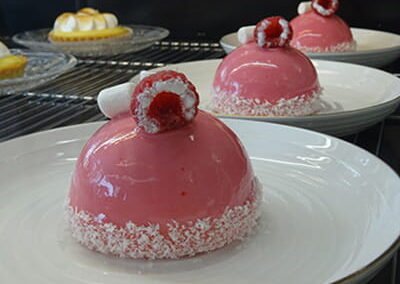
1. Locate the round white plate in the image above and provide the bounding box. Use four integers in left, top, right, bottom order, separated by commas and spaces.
130, 59, 400, 137
0, 121, 399, 284
220, 28, 400, 67
0, 49, 77, 95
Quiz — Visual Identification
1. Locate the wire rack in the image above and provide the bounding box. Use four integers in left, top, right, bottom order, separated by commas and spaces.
0, 41, 224, 141
1, 40, 400, 284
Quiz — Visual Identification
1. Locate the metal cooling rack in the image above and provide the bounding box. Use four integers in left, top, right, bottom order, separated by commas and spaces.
0, 41, 225, 141
1, 40, 400, 284
31, 41, 224, 98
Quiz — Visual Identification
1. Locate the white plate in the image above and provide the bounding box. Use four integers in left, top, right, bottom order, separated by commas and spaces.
131, 59, 400, 137
220, 28, 400, 67
0, 121, 399, 284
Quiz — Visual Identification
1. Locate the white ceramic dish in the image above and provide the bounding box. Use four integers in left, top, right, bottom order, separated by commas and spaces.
220, 28, 400, 67
13, 25, 170, 57
0, 49, 77, 95
0, 121, 399, 284
130, 59, 400, 137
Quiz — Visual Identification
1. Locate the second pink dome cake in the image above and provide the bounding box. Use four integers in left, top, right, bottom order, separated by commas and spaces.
290, 0, 356, 53
67, 70, 261, 259
212, 16, 322, 117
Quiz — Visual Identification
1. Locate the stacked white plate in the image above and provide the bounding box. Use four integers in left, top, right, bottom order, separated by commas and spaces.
220, 28, 400, 67
131, 59, 400, 137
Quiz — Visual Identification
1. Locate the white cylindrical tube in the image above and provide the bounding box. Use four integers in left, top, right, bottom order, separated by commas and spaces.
97, 82, 135, 118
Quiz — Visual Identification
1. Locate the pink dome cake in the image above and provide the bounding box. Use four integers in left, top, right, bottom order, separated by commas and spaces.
212, 16, 322, 117
67, 70, 261, 259
290, 0, 356, 53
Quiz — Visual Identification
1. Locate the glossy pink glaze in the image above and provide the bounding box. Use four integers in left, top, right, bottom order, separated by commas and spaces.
69, 111, 256, 232
290, 11, 354, 51
213, 42, 320, 104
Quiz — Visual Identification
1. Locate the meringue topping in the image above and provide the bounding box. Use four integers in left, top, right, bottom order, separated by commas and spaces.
53, 8, 119, 32
0, 41, 10, 59
77, 7, 99, 15
102, 13, 118, 28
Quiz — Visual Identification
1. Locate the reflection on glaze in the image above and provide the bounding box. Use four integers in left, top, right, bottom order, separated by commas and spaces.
290, 12, 355, 52
231, 62, 279, 74
69, 111, 256, 229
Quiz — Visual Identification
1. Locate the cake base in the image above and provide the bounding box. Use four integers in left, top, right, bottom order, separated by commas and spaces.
211, 88, 322, 117
66, 179, 262, 260
291, 40, 357, 53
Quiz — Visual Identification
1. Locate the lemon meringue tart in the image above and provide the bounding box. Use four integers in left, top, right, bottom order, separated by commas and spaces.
49, 8, 132, 42
0, 41, 27, 80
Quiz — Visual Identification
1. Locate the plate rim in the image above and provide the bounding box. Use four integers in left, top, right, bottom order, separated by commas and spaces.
130, 58, 400, 121
1, 120, 400, 283
220, 27, 400, 56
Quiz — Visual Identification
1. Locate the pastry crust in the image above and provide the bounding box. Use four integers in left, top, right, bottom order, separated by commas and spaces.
49, 26, 132, 42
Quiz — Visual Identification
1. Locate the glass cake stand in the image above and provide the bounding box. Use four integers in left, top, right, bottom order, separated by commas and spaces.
0, 49, 77, 95
13, 25, 170, 57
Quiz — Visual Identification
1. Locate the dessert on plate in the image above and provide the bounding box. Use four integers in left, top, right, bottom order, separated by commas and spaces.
290, 0, 356, 52
0, 41, 27, 80
212, 16, 322, 116
49, 7, 132, 42
67, 70, 261, 259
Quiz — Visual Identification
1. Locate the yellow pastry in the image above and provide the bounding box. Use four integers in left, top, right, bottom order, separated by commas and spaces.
49, 8, 132, 42
0, 42, 27, 80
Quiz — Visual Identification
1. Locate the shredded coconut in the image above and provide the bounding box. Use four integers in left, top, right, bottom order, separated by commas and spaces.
256, 18, 291, 48
291, 40, 357, 53
211, 88, 322, 117
135, 78, 197, 134
312, 0, 339, 16
256, 20, 269, 47
278, 18, 291, 46
66, 179, 262, 259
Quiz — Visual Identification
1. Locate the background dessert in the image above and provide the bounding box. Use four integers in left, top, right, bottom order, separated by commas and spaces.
290, 0, 356, 53
212, 16, 322, 117
49, 7, 132, 42
67, 70, 261, 259
0, 41, 27, 80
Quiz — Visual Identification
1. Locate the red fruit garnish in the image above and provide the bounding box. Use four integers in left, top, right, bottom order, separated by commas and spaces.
254, 16, 292, 48
131, 70, 199, 134
312, 0, 339, 16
